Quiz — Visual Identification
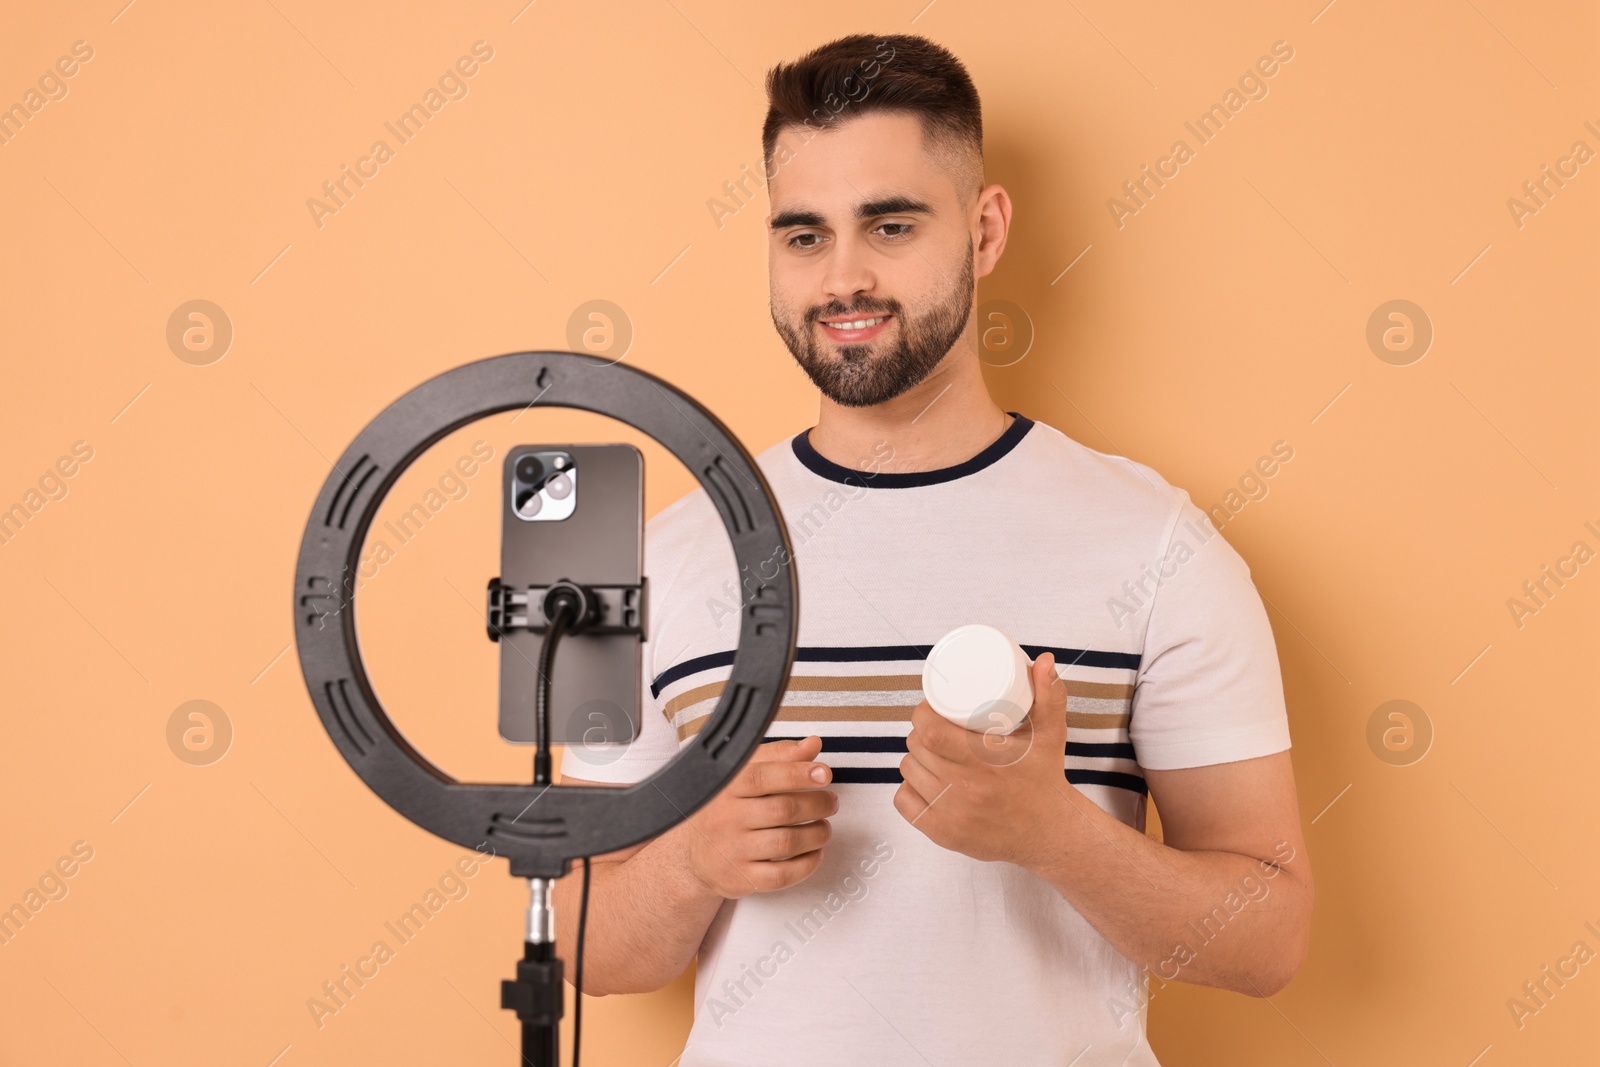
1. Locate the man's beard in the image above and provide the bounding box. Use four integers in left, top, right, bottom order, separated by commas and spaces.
771, 244, 975, 408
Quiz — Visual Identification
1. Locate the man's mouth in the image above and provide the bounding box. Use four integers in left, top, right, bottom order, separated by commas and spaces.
819, 314, 893, 340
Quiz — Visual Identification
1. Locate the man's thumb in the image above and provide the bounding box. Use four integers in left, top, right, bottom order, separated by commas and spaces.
1033, 653, 1067, 730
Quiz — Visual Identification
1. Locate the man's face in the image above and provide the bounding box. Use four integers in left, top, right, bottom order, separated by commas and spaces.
766, 111, 976, 408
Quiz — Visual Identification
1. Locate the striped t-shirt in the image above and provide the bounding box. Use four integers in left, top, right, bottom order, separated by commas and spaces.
560, 412, 1292, 1067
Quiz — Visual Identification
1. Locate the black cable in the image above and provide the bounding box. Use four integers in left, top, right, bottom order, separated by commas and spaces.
529, 587, 591, 1066
574, 854, 591, 1067
533, 591, 579, 787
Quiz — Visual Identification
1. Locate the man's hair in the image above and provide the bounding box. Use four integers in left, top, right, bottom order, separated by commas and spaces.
762, 33, 985, 204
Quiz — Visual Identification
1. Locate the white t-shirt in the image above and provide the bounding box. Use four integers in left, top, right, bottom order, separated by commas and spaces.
560, 413, 1292, 1066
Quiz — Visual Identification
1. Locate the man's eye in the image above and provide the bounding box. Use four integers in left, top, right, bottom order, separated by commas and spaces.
785, 223, 912, 249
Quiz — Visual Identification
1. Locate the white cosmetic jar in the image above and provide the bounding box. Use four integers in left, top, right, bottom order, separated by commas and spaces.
920, 624, 1034, 735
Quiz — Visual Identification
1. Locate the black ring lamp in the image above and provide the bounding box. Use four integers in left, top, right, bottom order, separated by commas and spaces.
290, 351, 798, 1063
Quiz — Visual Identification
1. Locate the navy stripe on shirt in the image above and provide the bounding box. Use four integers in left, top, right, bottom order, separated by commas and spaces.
764, 735, 1146, 795
650, 643, 1142, 698
820, 766, 1148, 794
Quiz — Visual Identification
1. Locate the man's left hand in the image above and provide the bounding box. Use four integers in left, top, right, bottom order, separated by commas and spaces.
893, 651, 1075, 866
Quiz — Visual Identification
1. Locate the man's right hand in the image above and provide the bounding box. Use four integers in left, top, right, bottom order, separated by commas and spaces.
678, 735, 838, 900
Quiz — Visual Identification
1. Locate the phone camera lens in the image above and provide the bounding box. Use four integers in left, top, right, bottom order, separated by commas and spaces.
545, 471, 573, 499
515, 488, 543, 517
515, 455, 544, 484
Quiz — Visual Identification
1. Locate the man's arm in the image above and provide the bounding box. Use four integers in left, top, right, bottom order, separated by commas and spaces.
895, 653, 1313, 998
550, 777, 724, 997
552, 737, 839, 996
1028, 749, 1313, 997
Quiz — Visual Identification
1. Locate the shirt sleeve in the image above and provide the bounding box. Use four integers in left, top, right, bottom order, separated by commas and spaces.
1127, 495, 1293, 770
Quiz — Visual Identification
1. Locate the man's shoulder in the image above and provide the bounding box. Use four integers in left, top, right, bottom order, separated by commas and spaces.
643, 431, 801, 546
1021, 416, 1189, 525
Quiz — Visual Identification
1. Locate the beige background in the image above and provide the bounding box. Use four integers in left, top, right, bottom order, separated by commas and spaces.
1, 1, 1596, 1064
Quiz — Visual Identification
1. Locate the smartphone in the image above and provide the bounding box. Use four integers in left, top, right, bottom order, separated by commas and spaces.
496, 443, 643, 746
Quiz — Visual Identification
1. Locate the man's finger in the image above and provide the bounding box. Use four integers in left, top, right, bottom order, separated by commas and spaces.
754, 735, 822, 761
737, 739, 832, 796
898, 749, 944, 805
906, 714, 964, 778
908, 701, 970, 766
892, 781, 938, 828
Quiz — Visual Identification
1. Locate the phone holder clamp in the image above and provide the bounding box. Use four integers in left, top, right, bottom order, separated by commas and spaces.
484, 576, 646, 640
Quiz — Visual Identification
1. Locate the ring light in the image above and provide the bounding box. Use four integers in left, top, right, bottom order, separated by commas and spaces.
291, 351, 798, 879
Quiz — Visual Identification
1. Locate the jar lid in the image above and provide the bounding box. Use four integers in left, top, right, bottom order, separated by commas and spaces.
922, 624, 1023, 718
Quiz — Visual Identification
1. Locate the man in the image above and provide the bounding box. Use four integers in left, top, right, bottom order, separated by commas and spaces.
555, 32, 1313, 1066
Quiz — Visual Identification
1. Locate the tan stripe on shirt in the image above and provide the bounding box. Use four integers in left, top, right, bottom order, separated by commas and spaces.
664, 674, 1133, 741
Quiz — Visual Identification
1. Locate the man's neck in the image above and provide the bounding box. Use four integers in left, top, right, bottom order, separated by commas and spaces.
806, 350, 1011, 474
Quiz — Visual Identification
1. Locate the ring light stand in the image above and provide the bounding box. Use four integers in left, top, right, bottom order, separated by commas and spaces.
291, 352, 798, 1064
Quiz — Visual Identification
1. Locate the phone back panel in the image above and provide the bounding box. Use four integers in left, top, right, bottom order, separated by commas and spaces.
497, 443, 643, 746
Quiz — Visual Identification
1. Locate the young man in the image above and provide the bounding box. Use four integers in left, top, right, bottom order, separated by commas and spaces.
555, 33, 1313, 1066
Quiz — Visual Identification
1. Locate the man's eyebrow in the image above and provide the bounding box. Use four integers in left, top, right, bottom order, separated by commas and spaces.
768, 195, 934, 231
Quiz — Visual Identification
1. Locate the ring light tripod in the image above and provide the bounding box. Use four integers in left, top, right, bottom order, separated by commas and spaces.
291, 351, 798, 1064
